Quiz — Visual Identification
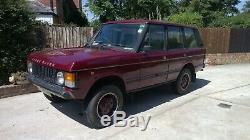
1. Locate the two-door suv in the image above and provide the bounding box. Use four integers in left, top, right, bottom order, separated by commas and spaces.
27, 20, 205, 128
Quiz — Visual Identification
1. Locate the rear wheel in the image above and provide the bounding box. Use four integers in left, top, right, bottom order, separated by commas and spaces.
85, 85, 123, 129
174, 68, 192, 95
43, 93, 65, 103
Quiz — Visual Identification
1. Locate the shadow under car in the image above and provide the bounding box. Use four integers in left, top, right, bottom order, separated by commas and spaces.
50, 78, 210, 127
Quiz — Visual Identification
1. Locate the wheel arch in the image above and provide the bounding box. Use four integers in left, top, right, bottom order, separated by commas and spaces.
83, 75, 126, 106
182, 63, 196, 82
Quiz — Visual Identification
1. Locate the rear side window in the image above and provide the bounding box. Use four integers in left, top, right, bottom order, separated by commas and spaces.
167, 26, 184, 50
184, 28, 198, 48
194, 29, 203, 47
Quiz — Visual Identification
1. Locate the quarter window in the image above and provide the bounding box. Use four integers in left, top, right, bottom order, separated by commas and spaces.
167, 26, 184, 50
143, 25, 165, 51
184, 28, 198, 48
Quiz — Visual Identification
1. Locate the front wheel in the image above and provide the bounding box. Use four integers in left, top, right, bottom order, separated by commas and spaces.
173, 68, 192, 95
85, 85, 124, 129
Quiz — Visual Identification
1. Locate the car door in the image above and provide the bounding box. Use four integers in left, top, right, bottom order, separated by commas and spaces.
166, 26, 188, 81
139, 24, 169, 88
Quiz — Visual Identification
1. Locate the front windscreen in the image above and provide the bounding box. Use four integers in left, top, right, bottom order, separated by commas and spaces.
92, 23, 146, 51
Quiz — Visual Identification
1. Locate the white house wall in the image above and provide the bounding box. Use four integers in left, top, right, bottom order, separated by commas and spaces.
35, 15, 53, 25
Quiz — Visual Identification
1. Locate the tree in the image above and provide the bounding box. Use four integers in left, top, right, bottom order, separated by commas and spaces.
0, 0, 41, 85
88, 0, 176, 23
167, 12, 203, 27
88, 0, 116, 22
177, 0, 240, 26
136, 0, 175, 20
243, 0, 250, 13
89, 19, 101, 31
210, 12, 250, 28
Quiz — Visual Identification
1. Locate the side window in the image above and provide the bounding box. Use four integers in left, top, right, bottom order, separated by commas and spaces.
143, 25, 165, 51
184, 28, 198, 48
194, 29, 203, 47
167, 26, 184, 50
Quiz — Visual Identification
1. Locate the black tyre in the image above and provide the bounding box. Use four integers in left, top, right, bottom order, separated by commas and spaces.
43, 93, 65, 103
174, 68, 192, 95
85, 85, 124, 129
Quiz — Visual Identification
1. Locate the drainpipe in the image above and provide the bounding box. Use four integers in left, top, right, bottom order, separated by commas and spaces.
79, 0, 82, 11
55, 0, 64, 23
50, 0, 54, 12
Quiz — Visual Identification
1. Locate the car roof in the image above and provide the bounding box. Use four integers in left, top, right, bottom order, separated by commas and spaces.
104, 19, 196, 29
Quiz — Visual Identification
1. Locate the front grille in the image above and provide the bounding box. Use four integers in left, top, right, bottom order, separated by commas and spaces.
32, 63, 58, 83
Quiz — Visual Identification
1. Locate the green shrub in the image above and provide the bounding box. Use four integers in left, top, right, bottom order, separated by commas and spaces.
210, 13, 250, 28
90, 19, 102, 32
166, 12, 204, 27
0, 0, 42, 85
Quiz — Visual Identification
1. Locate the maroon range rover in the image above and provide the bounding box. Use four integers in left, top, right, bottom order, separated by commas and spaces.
27, 20, 205, 128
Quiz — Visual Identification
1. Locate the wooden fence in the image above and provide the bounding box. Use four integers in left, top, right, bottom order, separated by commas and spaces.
41, 26, 93, 49
229, 28, 250, 53
199, 28, 250, 54
39, 26, 250, 54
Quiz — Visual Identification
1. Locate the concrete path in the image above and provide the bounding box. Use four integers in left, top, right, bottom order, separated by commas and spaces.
0, 64, 250, 140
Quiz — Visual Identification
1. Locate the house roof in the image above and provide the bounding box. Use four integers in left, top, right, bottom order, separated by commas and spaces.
27, 0, 55, 15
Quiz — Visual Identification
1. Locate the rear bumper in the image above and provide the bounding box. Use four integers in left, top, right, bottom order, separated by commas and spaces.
27, 74, 72, 99
195, 63, 205, 72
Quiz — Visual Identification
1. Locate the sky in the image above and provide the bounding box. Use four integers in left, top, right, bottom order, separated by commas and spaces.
238, 0, 247, 11
82, 0, 95, 21
82, 0, 248, 21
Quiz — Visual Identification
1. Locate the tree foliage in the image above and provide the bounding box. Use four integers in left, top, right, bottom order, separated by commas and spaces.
210, 13, 250, 28
167, 12, 203, 27
89, 19, 101, 32
88, 0, 244, 28
88, 0, 176, 22
88, 0, 116, 22
0, 0, 42, 85
173, 0, 240, 26
243, 0, 250, 13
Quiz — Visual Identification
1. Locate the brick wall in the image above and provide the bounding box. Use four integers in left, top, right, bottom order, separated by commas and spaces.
39, 0, 81, 9
73, 0, 80, 9
39, 0, 56, 11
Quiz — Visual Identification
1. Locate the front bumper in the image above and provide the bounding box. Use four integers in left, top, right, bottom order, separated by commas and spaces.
28, 74, 72, 99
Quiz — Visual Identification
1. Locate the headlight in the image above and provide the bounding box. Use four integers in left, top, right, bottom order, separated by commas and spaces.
27, 62, 33, 73
56, 72, 76, 88
56, 72, 64, 85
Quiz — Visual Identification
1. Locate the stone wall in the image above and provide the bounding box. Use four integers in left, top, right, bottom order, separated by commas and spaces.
206, 53, 250, 65
0, 84, 38, 99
